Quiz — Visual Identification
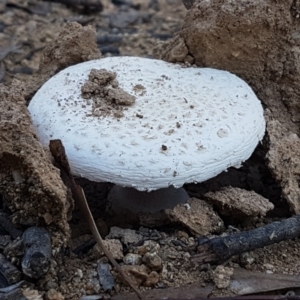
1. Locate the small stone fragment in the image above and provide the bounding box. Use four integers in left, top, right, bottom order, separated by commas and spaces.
158, 246, 180, 261
204, 187, 274, 218
144, 271, 159, 287
109, 11, 140, 28
142, 252, 162, 271
175, 230, 189, 239
93, 239, 123, 260
97, 263, 115, 291
135, 240, 160, 256
123, 253, 142, 265
142, 240, 160, 253
23, 288, 43, 300
165, 198, 224, 235
119, 264, 150, 287
212, 266, 234, 289
106, 227, 143, 245
119, 263, 160, 287
45, 289, 64, 300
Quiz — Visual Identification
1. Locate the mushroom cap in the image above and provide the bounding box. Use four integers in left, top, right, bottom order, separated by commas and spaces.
28, 57, 265, 191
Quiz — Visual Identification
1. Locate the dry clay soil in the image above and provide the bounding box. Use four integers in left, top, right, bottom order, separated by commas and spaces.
2, 0, 300, 299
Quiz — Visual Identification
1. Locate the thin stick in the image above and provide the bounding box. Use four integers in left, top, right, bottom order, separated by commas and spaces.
49, 139, 144, 300
192, 215, 300, 264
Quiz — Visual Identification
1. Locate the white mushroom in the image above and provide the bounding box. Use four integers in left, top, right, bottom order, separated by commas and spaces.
28, 57, 265, 212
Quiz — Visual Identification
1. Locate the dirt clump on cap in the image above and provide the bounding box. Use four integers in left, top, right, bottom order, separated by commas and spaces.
81, 68, 136, 118
156, 0, 300, 213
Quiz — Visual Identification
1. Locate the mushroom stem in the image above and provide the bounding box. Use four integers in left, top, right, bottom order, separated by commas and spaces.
107, 185, 189, 213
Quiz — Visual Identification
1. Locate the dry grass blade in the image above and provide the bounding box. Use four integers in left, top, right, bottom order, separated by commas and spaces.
49, 139, 144, 300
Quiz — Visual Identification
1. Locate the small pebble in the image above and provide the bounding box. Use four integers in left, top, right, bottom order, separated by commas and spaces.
123, 253, 142, 265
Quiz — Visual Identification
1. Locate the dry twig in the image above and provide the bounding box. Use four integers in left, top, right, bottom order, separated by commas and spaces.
49, 139, 143, 300
193, 215, 300, 264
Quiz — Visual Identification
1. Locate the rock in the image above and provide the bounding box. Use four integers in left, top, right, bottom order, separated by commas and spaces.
106, 227, 143, 245
119, 264, 151, 287
266, 118, 300, 214
204, 187, 274, 218
159, 246, 180, 261
239, 252, 255, 266
0, 81, 71, 246
109, 10, 140, 28
93, 239, 123, 260
212, 266, 234, 289
97, 263, 115, 291
23, 288, 44, 300
123, 253, 142, 265
165, 198, 224, 235
156, 0, 300, 214
135, 240, 160, 256
118, 265, 159, 287
144, 271, 159, 287
45, 289, 64, 300
175, 231, 189, 240
142, 240, 160, 253
142, 252, 162, 271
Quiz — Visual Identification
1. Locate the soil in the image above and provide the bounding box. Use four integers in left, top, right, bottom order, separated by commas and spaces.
81, 68, 136, 118
1, 0, 300, 299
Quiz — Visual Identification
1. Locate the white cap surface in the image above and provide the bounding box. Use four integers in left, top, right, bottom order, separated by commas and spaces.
28, 57, 265, 191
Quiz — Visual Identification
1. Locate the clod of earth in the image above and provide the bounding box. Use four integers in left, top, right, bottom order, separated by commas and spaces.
204, 187, 274, 219
156, 0, 300, 213
0, 81, 71, 245
28, 56, 265, 212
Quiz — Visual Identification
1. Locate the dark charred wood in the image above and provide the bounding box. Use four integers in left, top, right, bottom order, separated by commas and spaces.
0, 288, 26, 300
0, 274, 8, 289
0, 281, 24, 293
21, 227, 51, 279
0, 236, 11, 250
73, 239, 96, 256
192, 215, 300, 264
0, 254, 21, 285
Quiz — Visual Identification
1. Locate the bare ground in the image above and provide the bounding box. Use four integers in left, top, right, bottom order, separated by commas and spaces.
1, 0, 300, 299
